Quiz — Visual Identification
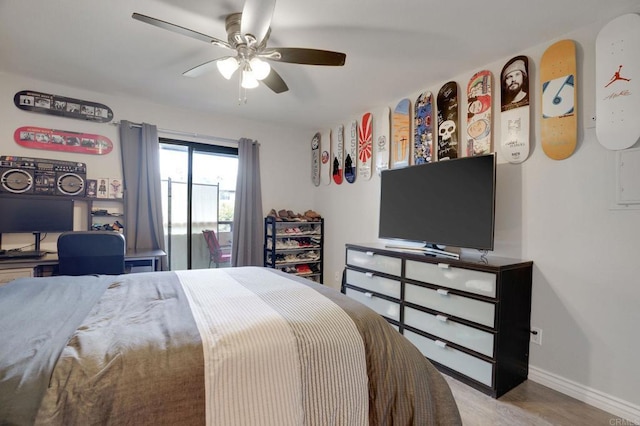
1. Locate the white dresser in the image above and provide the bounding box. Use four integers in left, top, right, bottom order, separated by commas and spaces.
344, 243, 533, 398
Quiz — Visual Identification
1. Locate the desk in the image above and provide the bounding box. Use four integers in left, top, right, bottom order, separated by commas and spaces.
0, 249, 166, 281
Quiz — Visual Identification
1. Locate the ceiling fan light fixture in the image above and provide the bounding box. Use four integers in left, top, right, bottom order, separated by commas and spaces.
241, 69, 259, 89
249, 57, 271, 80
217, 57, 239, 80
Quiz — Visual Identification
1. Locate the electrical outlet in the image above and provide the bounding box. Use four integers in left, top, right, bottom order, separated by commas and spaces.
530, 327, 542, 345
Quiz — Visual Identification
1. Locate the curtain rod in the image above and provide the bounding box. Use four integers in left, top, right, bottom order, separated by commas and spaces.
110, 121, 238, 145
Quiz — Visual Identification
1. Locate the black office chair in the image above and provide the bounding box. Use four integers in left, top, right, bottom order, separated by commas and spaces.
57, 231, 126, 276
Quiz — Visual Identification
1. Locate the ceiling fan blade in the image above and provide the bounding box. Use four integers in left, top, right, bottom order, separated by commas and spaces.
261, 68, 289, 94
240, 0, 276, 44
132, 13, 232, 49
263, 48, 346, 66
183, 57, 230, 78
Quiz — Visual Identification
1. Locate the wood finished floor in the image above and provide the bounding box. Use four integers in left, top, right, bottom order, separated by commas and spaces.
444, 375, 625, 425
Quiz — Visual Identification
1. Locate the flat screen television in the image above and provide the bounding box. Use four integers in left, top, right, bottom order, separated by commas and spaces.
378, 153, 496, 253
0, 195, 74, 234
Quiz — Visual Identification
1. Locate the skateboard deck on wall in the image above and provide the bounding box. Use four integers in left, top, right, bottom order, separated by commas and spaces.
14, 90, 114, 123
320, 129, 332, 185
311, 132, 321, 186
375, 107, 391, 175
358, 112, 373, 180
14, 126, 113, 155
596, 13, 640, 150
414, 91, 433, 164
344, 120, 358, 183
467, 70, 493, 156
392, 98, 411, 168
541, 40, 577, 160
331, 124, 344, 184
437, 81, 459, 160
500, 56, 531, 163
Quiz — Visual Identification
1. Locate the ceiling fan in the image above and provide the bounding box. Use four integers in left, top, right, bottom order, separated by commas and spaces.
132, 0, 346, 95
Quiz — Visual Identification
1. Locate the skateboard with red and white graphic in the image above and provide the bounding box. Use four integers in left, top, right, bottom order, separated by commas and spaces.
311, 132, 321, 186
375, 107, 391, 175
358, 112, 373, 180
331, 124, 344, 184
437, 81, 459, 160
392, 98, 411, 168
467, 70, 493, 156
14, 126, 113, 155
596, 13, 640, 150
500, 56, 530, 163
344, 120, 358, 183
414, 91, 433, 164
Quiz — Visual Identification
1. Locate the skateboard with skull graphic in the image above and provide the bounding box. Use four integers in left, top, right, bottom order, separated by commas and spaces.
311, 132, 321, 186
541, 40, 577, 160
437, 81, 459, 161
392, 98, 411, 168
595, 13, 640, 150
375, 107, 391, 175
467, 70, 493, 156
500, 55, 530, 163
344, 120, 358, 183
414, 91, 433, 164
358, 112, 373, 180
331, 124, 344, 184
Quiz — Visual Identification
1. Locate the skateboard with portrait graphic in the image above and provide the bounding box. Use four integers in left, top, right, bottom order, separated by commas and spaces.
392, 99, 411, 168
541, 40, 577, 160
331, 124, 344, 184
414, 91, 433, 164
467, 70, 493, 156
344, 120, 358, 183
437, 81, 459, 160
596, 13, 640, 150
311, 132, 321, 186
320, 129, 332, 185
500, 56, 530, 163
375, 107, 390, 175
358, 112, 373, 180
14, 90, 113, 123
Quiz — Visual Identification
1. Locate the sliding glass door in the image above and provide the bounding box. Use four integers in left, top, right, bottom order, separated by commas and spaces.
159, 139, 237, 271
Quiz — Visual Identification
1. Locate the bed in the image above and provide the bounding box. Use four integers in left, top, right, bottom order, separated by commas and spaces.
0, 267, 461, 425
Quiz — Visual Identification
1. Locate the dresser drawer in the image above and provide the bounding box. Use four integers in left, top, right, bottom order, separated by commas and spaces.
345, 288, 400, 321
406, 260, 496, 298
404, 307, 495, 357
346, 249, 402, 276
404, 330, 493, 387
346, 268, 401, 299
405, 283, 495, 328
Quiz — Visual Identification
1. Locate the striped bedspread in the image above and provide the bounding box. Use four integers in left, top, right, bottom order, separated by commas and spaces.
0, 267, 461, 425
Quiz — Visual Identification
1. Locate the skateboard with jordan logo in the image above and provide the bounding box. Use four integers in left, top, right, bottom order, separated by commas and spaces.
331, 124, 344, 184
596, 13, 640, 150
375, 107, 391, 175
540, 40, 577, 160
358, 112, 373, 180
500, 56, 530, 163
392, 99, 411, 168
467, 70, 493, 156
311, 132, 321, 186
344, 120, 358, 183
437, 81, 459, 160
414, 91, 433, 164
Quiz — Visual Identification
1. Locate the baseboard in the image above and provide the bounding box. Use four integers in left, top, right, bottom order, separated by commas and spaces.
528, 365, 640, 423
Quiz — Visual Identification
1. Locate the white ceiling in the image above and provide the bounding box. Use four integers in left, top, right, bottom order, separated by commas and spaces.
1, 1, 637, 130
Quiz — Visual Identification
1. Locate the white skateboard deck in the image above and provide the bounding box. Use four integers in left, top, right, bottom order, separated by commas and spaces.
375, 107, 391, 175
331, 124, 344, 185
500, 56, 531, 163
596, 13, 640, 150
320, 129, 332, 185
311, 132, 320, 186
345, 120, 358, 183
358, 112, 373, 180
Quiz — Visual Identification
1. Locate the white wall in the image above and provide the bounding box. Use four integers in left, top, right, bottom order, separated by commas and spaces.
0, 72, 313, 251
312, 9, 640, 419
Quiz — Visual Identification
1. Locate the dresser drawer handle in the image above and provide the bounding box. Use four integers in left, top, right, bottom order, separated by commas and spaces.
437, 263, 450, 269
435, 340, 447, 348
365, 251, 375, 256
436, 288, 449, 296
436, 314, 448, 322
364, 292, 373, 298
365, 272, 374, 278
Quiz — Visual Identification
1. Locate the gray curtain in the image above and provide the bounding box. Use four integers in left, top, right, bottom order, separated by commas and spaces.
119, 121, 167, 270
232, 138, 263, 266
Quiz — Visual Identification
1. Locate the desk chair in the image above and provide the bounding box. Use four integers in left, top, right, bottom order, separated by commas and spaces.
202, 229, 231, 268
57, 231, 126, 275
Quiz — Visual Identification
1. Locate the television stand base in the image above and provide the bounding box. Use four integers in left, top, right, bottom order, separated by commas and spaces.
384, 243, 461, 260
